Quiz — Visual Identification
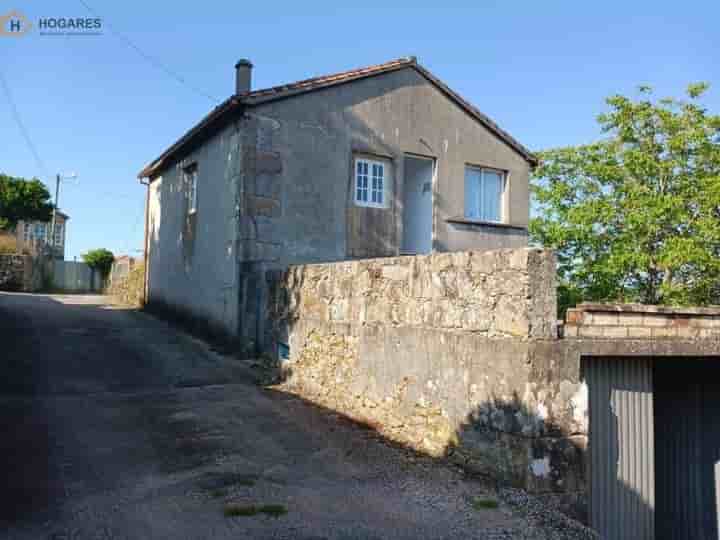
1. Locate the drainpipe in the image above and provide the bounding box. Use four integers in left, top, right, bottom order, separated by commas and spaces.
140, 177, 150, 305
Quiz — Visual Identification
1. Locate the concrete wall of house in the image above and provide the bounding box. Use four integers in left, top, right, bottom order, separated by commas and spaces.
241, 67, 530, 270
238, 67, 530, 353
145, 121, 243, 341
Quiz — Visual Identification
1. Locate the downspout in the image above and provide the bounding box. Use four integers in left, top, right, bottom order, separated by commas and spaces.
140, 176, 150, 305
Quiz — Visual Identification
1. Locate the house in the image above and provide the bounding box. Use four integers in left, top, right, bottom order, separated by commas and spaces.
138, 56, 537, 352
15, 211, 69, 260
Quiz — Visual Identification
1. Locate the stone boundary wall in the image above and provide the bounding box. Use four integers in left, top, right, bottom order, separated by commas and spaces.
267, 249, 585, 500
272, 248, 558, 341
564, 303, 720, 339
0, 254, 28, 291
266, 254, 720, 523
0, 253, 47, 292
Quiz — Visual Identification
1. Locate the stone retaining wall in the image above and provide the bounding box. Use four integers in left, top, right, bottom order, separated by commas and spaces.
267, 249, 720, 523
0, 254, 28, 291
268, 248, 588, 500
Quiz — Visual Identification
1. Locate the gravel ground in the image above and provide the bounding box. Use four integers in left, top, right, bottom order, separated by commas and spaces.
1, 292, 595, 540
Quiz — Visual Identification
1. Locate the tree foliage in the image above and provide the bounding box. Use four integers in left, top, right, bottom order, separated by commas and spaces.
0, 173, 53, 230
82, 248, 115, 279
531, 84, 720, 309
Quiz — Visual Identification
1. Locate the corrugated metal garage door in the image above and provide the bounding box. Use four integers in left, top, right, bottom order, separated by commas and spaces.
655, 359, 720, 540
584, 357, 655, 540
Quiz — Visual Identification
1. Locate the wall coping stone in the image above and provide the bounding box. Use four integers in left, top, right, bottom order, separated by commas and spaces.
563, 302, 720, 340
572, 302, 720, 316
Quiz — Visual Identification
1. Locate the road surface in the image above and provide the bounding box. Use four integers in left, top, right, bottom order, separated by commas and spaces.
1, 292, 558, 540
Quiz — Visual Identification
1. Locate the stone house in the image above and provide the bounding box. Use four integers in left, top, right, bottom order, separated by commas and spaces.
138, 56, 537, 351
15, 211, 69, 260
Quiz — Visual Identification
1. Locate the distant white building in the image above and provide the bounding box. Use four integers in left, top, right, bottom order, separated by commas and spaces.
16, 211, 69, 259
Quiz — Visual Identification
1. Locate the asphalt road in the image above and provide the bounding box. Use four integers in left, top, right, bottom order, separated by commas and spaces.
0, 292, 538, 540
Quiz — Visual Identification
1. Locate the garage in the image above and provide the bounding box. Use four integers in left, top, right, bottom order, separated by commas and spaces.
585, 356, 720, 540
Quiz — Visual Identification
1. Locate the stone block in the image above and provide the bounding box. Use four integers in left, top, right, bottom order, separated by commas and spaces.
470, 251, 496, 275
579, 325, 605, 338
494, 296, 530, 337
563, 324, 579, 338
643, 314, 673, 327
565, 309, 583, 325
590, 312, 619, 326
617, 312, 644, 326
627, 326, 652, 338
689, 316, 720, 328
382, 264, 409, 281
676, 325, 700, 339
652, 326, 678, 338
602, 326, 628, 338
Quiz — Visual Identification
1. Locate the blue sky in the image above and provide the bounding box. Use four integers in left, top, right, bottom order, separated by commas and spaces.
1, 0, 718, 260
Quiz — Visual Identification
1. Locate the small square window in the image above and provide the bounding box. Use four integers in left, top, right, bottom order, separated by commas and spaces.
354, 158, 388, 208
464, 166, 505, 222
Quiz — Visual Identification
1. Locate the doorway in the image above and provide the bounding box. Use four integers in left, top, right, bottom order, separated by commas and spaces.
655, 358, 720, 540
584, 356, 720, 540
402, 155, 434, 254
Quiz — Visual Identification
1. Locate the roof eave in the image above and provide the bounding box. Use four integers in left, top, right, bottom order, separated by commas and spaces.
136, 56, 537, 179
136, 96, 243, 180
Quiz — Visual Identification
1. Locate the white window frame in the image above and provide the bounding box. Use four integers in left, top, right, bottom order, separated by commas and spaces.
354, 157, 388, 209
54, 222, 64, 245
34, 222, 47, 241
185, 165, 198, 214
464, 165, 506, 223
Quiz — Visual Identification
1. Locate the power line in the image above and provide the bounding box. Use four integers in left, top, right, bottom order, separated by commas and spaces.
0, 69, 50, 180
77, 0, 220, 104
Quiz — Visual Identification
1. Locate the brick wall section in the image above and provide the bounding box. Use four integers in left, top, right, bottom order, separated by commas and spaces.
564, 303, 720, 340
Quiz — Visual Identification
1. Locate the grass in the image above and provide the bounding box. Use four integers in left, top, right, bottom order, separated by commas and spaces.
210, 488, 227, 498
471, 497, 499, 510
224, 503, 288, 518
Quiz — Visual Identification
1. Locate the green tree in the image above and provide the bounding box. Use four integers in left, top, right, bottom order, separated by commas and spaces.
82, 248, 115, 280
531, 83, 720, 310
0, 173, 54, 229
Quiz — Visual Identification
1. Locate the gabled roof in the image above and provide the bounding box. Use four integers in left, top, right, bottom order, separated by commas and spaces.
137, 57, 537, 179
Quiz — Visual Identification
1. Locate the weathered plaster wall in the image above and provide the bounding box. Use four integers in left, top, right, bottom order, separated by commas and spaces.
146, 121, 242, 340
242, 66, 531, 267
268, 248, 578, 495
237, 68, 532, 353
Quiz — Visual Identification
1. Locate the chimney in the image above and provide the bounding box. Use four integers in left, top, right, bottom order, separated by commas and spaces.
235, 59, 253, 95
